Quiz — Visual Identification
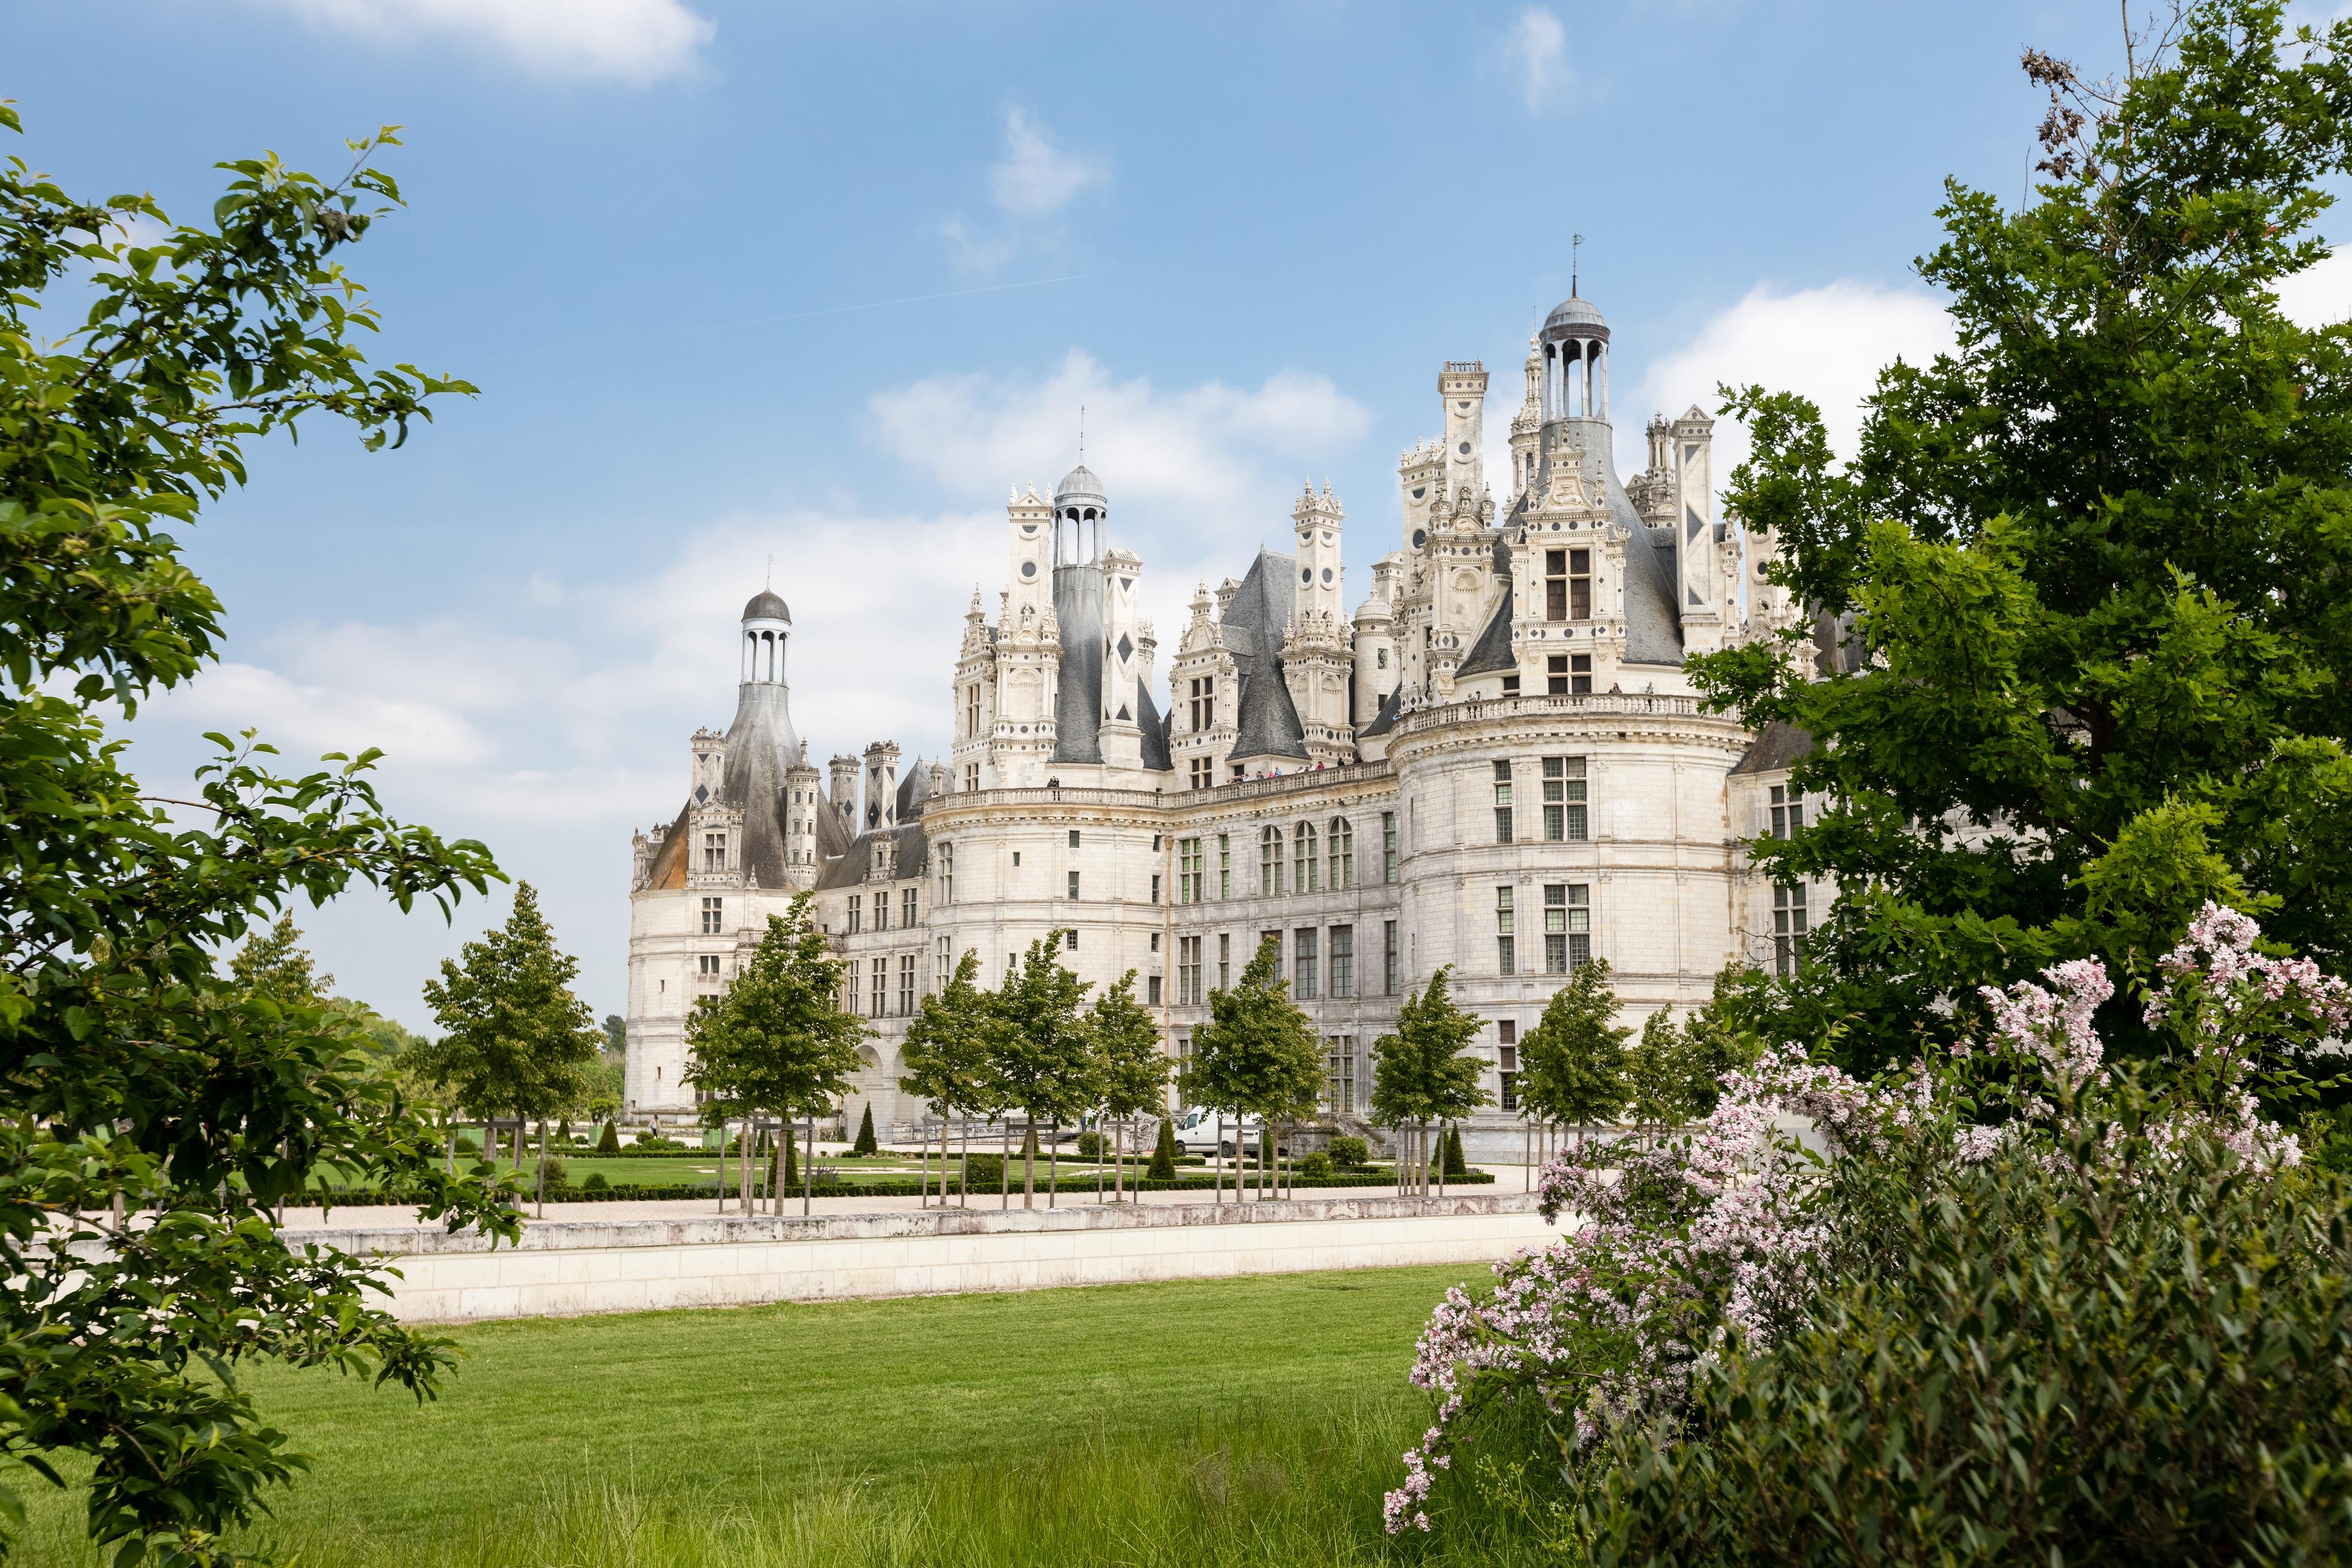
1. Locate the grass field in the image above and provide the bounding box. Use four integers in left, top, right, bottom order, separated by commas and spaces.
17, 1265, 1550, 1567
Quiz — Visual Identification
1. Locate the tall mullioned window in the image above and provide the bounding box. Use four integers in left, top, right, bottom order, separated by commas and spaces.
1382, 812, 1398, 883
1326, 1035, 1357, 1114
1260, 826, 1284, 896
869, 956, 887, 1017
1384, 919, 1398, 996
1543, 757, 1588, 841
1328, 816, 1353, 889
1775, 883, 1809, 976
700, 896, 724, 935
1294, 927, 1319, 1001
965, 683, 981, 737
902, 887, 918, 928
1178, 935, 1202, 1005
847, 894, 861, 935
940, 842, 954, 902
1218, 932, 1232, 991
1544, 883, 1591, 971
701, 831, 727, 872
1496, 886, 1517, 975
1294, 821, 1318, 893
874, 892, 889, 932
1179, 838, 1204, 903
1218, 834, 1232, 899
1770, 784, 1806, 838
899, 954, 916, 1015
1493, 761, 1515, 843
1188, 675, 1216, 732
1329, 924, 1354, 999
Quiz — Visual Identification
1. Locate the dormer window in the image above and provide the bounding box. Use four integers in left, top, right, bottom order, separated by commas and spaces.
701, 831, 726, 872
1545, 549, 1593, 620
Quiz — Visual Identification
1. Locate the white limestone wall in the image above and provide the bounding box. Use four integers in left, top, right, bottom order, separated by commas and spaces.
318, 1196, 1557, 1324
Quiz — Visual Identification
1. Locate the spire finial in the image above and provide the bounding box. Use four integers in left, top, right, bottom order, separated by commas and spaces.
1572, 233, 1584, 297
1078, 404, 1085, 459
765, 552, 773, 590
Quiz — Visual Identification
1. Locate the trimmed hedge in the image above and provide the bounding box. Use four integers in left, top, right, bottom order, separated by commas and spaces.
307, 1167, 1493, 1207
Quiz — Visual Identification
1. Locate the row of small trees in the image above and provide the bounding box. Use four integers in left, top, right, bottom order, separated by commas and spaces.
898, 932, 1167, 1205
1510, 958, 1755, 1177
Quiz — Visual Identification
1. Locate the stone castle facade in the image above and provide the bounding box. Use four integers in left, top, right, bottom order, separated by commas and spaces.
624, 295, 1815, 1136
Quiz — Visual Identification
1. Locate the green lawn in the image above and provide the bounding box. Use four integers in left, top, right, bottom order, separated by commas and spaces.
17, 1265, 1544, 1567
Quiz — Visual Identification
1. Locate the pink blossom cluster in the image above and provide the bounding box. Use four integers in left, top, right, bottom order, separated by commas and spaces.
1978, 957, 2112, 1084
1384, 902, 2345, 1535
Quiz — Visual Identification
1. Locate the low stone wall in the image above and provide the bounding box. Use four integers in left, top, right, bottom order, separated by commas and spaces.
292, 1193, 1558, 1324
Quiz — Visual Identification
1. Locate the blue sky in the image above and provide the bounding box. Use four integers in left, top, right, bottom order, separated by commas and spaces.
17, 0, 2349, 1027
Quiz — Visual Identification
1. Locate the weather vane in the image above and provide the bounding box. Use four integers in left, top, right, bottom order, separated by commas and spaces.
1572, 233, 1584, 296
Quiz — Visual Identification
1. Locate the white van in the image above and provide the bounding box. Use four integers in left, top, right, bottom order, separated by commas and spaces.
1172, 1107, 1270, 1159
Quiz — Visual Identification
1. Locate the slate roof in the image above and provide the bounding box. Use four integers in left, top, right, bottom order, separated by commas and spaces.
812, 820, 930, 891
1222, 549, 1311, 763
1050, 563, 1104, 764
1730, 720, 1815, 777
1457, 533, 1518, 676
1357, 684, 1403, 738
718, 680, 805, 889
1137, 680, 1173, 772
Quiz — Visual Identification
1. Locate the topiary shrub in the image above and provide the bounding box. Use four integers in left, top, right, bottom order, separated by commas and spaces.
1441, 1126, 1467, 1178
851, 1104, 878, 1155
1076, 1130, 1106, 1159
579, 1170, 609, 1191
1298, 1151, 1333, 1182
538, 1155, 567, 1188
453, 1134, 480, 1155
1328, 1135, 1368, 1169
960, 1153, 1003, 1189
595, 1120, 621, 1155
1147, 1120, 1177, 1181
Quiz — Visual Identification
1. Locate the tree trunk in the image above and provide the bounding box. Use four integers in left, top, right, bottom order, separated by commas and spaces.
962, 1116, 971, 1209
741, 1118, 753, 1215
1000, 1119, 1011, 1210
535, 1118, 548, 1218
1049, 1117, 1059, 1208
716, 1117, 728, 1215
802, 1114, 813, 1216
1215, 1113, 1224, 1205
1022, 1121, 1036, 1210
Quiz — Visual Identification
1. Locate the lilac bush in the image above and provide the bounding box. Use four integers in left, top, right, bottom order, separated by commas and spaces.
1385, 902, 2350, 1535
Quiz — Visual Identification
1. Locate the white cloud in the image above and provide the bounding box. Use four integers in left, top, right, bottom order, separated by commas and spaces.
1620, 279, 1958, 485
1507, 8, 1569, 111
2275, 246, 2352, 328
987, 107, 1109, 217
154, 660, 493, 768
247, 0, 714, 84
870, 350, 1369, 515
937, 107, 1108, 275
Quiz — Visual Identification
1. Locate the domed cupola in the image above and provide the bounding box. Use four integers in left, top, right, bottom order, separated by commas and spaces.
740, 588, 791, 685
1537, 293, 1611, 426
1053, 462, 1108, 566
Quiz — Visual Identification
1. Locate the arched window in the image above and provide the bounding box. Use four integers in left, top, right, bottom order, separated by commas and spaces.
1259, 825, 1283, 897
1329, 816, 1353, 889
1294, 821, 1318, 893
